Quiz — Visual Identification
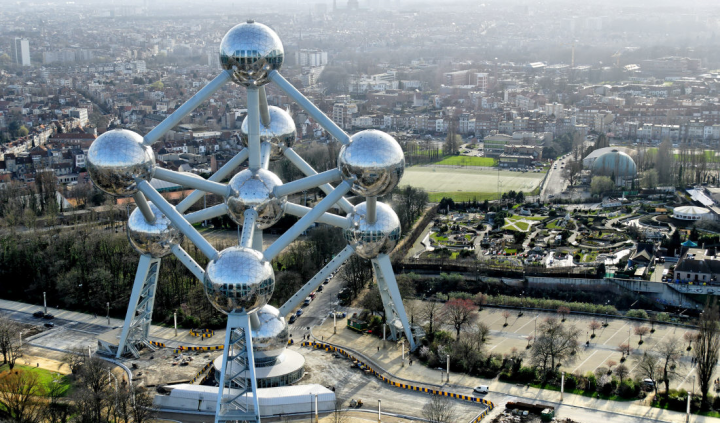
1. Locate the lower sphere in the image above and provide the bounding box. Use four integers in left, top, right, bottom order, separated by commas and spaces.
204, 246, 275, 315
127, 202, 183, 258
251, 305, 288, 361
344, 201, 401, 259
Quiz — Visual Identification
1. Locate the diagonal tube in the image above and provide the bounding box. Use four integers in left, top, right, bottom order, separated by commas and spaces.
153, 168, 228, 196
282, 147, 354, 214
269, 70, 351, 145
137, 180, 218, 260
133, 191, 156, 223
144, 71, 232, 146
184, 203, 228, 224
273, 169, 342, 198
259, 86, 271, 127
263, 181, 352, 261
260, 142, 272, 170
175, 148, 248, 213
171, 244, 205, 281
278, 245, 354, 316
283, 202, 350, 229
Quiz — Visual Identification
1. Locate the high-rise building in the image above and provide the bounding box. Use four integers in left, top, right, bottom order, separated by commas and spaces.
12, 38, 31, 66
295, 49, 328, 67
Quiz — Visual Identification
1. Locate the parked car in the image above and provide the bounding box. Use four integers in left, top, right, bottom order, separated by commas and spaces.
43, 314, 54, 320
309, 292, 317, 299
303, 297, 312, 306
295, 309, 304, 317
324, 278, 331, 284
317, 285, 324, 292
289, 315, 297, 324
44, 322, 55, 328
473, 385, 489, 394
33, 311, 45, 318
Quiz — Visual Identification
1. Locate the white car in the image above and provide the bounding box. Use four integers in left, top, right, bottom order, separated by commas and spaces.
473, 385, 489, 394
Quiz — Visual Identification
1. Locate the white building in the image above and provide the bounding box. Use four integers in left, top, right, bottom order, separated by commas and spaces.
475, 73, 488, 91
12, 38, 30, 66
295, 49, 328, 67
673, 206, 711, 221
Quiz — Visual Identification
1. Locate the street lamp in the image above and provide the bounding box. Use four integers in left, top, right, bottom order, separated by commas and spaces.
106, 302, 110, 325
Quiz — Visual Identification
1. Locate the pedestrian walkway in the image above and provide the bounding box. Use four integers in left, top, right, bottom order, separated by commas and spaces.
311, 319, 713, 423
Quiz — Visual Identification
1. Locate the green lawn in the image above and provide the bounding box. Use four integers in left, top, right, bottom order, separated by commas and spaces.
0, 364, 73, 397
435, 156, 497, 167
430, 232, 448, 242
503, 219, 530, 231
402, 166, 544, 203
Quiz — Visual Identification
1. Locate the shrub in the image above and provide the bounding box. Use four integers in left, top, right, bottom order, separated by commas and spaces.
564, 373, 577, 390
585, 373, 597, 392
618, 380, 640, 399
626, 309, 649, 319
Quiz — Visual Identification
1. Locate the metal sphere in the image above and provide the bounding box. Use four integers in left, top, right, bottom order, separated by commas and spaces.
127, 202, 183, 258
219, 21, 284, 87
240, 106, 296, 160
251, 305, 288, 360
344, 201, 401, 259
337, 130, 405, 197
226, 169, 286, 229
204, 246, 275, 315
86, 129, 155, 197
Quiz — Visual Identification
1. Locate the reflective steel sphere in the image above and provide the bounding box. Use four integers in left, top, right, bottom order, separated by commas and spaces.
338, 130, 405, 197
251, 305, 288, 360
219, 21, 284, 86
204, 246, 275, 315
87, 129, 155, 197
240, 106, 295, 160
226, 169, 286, 229
344, 201, 401, 259
127, 202, 183, 258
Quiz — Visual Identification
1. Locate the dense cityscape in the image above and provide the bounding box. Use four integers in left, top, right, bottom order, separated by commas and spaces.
1, 0, 720, 422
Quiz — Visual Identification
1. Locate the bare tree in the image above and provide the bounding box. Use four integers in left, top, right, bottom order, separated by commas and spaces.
615, 363, 629, 384
0, 369, 42, 423
0, 313, 21, 368
328, 397, 349, 423
501, 310, 511, 326
589, 320, 602, 338
530, 317, 582, 375
132, 385, 157, 423
422, 394, 457, 423
617, 342, 632, 360
442, 299, 477, 337
474, 321, 491, 347
633, 351, 661, 397
421, 300, 443, 336
694, 301, 720, 409
556, 306, 570, 321
684, 331, 699, 352
657, 337, 684, 399
634, 326, 650, 345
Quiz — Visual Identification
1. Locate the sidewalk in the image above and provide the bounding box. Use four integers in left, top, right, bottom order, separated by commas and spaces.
311, 319, 713, 423
0, 298, 224, 349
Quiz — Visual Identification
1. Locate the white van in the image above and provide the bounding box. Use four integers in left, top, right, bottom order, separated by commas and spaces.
473, 385, 489, 394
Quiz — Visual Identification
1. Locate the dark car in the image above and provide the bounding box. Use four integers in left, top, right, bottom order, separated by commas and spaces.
289, 315, 297, 324
33, 311, 45, 318
317, 285, 324, 292
44, 322, 55, 328
43, 314, 54, 320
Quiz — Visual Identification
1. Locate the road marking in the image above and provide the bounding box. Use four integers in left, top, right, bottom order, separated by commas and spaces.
512, 316, 537, 334
573, 350, 598, 372
602, 322, 628, 345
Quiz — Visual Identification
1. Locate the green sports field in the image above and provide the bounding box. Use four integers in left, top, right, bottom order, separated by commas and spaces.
400, 165, 545, 202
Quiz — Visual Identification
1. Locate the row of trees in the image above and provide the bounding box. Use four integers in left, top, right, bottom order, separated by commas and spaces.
0, 350, 154, 423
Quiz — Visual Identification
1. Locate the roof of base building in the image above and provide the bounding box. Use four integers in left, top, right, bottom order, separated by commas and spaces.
583, 146, 632, 161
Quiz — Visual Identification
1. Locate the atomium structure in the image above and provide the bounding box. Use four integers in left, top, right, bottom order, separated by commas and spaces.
87, 20, 416, 423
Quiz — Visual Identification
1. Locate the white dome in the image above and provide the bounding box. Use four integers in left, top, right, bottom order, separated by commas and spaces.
673, 206, 710, 221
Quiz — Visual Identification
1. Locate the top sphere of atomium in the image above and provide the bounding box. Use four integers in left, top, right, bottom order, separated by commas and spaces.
338, 130, 405, 197
86, 129, 155, 197
220, 21, 284, 87
240, 106, 295, 160
204, 246, 275, 315
226, 169, 286, 229
127, 201, 183, 258
344, 201, 401, 259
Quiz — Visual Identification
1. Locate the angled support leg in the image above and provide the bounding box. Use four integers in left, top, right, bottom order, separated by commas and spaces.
117, 255, 161, 358
372, 254, 417, 351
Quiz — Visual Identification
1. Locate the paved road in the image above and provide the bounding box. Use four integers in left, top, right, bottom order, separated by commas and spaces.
541, 163, 567, 201
1, 306, 117, 335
